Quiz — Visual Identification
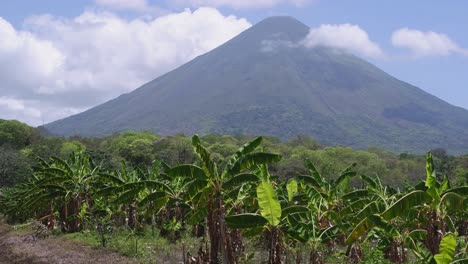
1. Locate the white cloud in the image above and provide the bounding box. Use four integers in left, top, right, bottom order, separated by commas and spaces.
0, 97, 28, 112
94, 0, 149, 11
172, 0, 312, 9
391, 28, 468, 57
0, 97, 42, 125
260, 39, 296, 52
0, 17, 64, 94
301, 23, 384, 59
0, 97, 86, 126
0, 8, 251, 126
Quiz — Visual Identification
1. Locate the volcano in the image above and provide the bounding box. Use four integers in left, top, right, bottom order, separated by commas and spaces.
44, 16, 468, 153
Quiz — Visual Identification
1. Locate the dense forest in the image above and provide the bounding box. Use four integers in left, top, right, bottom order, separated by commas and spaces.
0, 119, 467, 263
1, 119, 467, 189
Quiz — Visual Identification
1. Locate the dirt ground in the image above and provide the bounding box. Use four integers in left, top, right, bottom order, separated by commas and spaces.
0, 225, 136, 264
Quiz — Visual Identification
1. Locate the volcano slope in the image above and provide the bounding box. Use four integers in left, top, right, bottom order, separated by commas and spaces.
44, 16, 468, 154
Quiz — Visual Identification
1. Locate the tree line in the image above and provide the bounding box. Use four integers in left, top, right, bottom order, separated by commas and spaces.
1, 119, 467, 189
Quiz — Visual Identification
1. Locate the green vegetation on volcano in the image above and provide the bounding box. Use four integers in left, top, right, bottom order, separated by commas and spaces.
44, 17, 468, 154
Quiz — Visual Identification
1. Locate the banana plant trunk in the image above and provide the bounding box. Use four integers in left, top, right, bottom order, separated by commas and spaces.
60, 196, 82, 233
207, 191, 235, 264
457, 219, 468, 236
346, 243, 362, 264
384, 240, 406, 263
230, 204, 244, 258
424, 210, 444, 255
268, 227, 282, 264
309, 247, 324, 264
230, 228, 244, 258
193, 223, 205, 238
127, 199, 137, 229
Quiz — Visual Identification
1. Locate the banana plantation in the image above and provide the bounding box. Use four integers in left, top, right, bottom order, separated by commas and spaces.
0, 135, 467, 264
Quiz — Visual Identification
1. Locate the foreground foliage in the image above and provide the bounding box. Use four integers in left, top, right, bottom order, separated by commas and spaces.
1, 133, 467, 263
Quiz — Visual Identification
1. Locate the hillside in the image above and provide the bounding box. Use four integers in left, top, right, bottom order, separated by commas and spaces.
44, 16, 468, 153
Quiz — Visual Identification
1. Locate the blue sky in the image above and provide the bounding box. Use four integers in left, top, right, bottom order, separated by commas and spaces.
0, 0, 467, 125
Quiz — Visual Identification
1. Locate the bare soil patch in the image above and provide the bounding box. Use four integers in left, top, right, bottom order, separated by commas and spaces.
0, 225, 136, 264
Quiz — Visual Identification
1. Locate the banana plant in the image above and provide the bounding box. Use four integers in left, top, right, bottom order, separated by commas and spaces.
96, 161, 143, 229
0, 184, 44, 223
150, 163, 193, 240
294, 168, 391, 263
297, 159, 363, 258
96, 160, 171, 229
225, 178, 283, 264
430, 232, 467, 264
298, 160, 359, 232
346, 152, 468, 262
226, 165, 327, 264
168, 135, 281, 264
420, 152, 468, 255
29, 152, 100, 232
284, 194, 339, 264
433, 233, 457, 264
258, 179, 283, 264
0, 152, 100, 232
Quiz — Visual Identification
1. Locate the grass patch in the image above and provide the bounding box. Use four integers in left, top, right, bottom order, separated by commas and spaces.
62, 227, 203, 263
